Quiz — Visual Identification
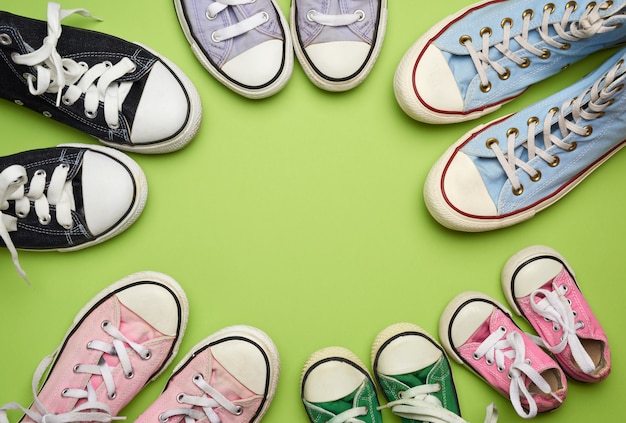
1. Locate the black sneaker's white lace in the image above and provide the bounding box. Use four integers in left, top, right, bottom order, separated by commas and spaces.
10, 2, 137, 129
157, 373, 243, 423
0, 162, 75, 282
0, 318, 149, 423
487, 57, 626, 196
377, 384, 498, 423
206, 0, 270, 43
462, 1, 620, 92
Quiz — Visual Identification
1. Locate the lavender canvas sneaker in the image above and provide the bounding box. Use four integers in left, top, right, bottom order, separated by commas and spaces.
0, 2, 202, 153
0, 271, 188, 422
174, 0, 293, 99
502, 245, 611, 383
372, 322, 498, 423
440, 291, 567, 419
291, 0, 388, 91
136, 325, 280, 422
0, 144, 147, 281
301, 346, 382, 423
395, 0, 626, 124
424, 46, 626, 232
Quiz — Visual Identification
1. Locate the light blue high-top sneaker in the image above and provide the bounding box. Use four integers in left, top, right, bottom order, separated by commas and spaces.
395, 0, 626, 124
174, 0, 293, 99
424, 46, 626, 231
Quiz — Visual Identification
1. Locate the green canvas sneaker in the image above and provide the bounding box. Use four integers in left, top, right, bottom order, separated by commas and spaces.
371, 322, 497, 423
301, 346, 382, 423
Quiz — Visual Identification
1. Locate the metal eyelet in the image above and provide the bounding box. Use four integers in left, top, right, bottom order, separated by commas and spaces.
354, 10, 365, 21
211, 31, 222, 43
480, 81, 492, 93
567, 142, 578, 151
601, 0, 613, 9
560, 42, 571, 50
527, 116, 539, 126
193, 373, 203, 382
518, 57, 531, 68
480, 27, 492, 37
540, 49, 551, 59
459, 35, 472, 45
498, 68, 511, 80
14, 99, 24, 106
522, 9, 534, 20
177, 393, 185, 403
158, 415, 168, 423
506, 128, 519, 137
549, 156, 560, 167
108, 391, 117, 400
43, 111, 52, 118
486, 138, 499, 149
261, 11, 269, 22
142, 350, 152, 360
512, 185, 524, 196
485, 358, 494, 365
306, 10, 317, 22
85, 109, 97, 119
234, 406, 244, 416
583, 126, 592, 137
530, 170, 541, 182
497, 365, 505, 372
544, 3, 556, 13
501, 17, 513, 28
566, 1, 578, 12
39, 215, 51, 225
35, 169, 46, 177
587, 2, 598, 9
473, 352, 480, 360
73, 364, 81, 373
0, 33, 12, 45
61, 388, 69, 397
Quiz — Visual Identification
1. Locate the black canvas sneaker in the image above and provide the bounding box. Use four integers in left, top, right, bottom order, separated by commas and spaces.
0, 144, 147, 281
0, 3, 202, 154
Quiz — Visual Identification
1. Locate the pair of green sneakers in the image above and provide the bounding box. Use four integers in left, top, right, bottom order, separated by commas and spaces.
300, 322, 495, 423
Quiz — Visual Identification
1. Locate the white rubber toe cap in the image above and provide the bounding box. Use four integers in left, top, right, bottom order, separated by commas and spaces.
414, 44, 464, 112
82, 150, 135, 236
222, 40, 285, 86
305, 41, 369, 78
443, 151, 497, 217
132, 62, 190, 144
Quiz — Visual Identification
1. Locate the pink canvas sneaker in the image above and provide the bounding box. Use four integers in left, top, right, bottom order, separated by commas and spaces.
136, 325, 280, 423
502, 245, 611, 383
0, 271, 188, 422
439, 291, 567, 419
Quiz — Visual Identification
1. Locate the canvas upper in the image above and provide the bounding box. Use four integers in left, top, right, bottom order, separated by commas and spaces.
502, 245, 611, 383
0, 2, 202, 153
395, 0, 626, 124
175, 0, 293, 99
440, 292, 567, 419
136, 325, 280, 423
0, 144, 147, 281
424, 46, 626, 232
301, 346, 382, 423
0, 271, 188, 422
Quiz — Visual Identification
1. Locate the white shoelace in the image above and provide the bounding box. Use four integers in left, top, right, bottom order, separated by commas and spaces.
527, 282, 596, 374
325, 406, 368, 423
157, 373, 243, 423
488, 56, 626, 195
10, 2, 136, 129
306, 9, 365, 27
473, 326, 561, 418
0, 327, 146, 423
463, 1, 619, 91
377, 383, 498, 423
0, 162, 76, 282
206, 0, 270, 42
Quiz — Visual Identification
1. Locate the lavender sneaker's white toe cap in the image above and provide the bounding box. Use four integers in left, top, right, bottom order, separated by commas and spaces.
414, 44, 464, 113
305, 41, 369, 78
81, 150, 136, 236
441, 151, 497, 217
222, 40, 285, 86
131, 62, 190, 144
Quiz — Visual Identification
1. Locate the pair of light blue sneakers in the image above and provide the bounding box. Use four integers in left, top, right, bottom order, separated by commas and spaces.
395, 0, 626, 232
174, 0, 388, 97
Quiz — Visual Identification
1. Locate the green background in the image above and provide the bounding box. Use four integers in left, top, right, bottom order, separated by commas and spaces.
1, 0, 624, 421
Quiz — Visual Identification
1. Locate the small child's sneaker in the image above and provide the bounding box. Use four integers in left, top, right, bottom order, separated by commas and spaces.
291, 0, 388, 91
502, 245, 611, 383
395, 0, 626, 124
424, 47, 626, 232
301, 346, 382, 423
136, 325, 280, 423
439, 292, 567, 419
0, 271, 188, 422
371, 322, 497, 423
0, 2, 201, 153
0, 144, 147, 281
174, 0, 293, 99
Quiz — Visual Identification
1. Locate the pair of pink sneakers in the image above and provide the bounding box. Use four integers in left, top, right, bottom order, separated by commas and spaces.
439, 246, 611, 419
0, 272, 279, 422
